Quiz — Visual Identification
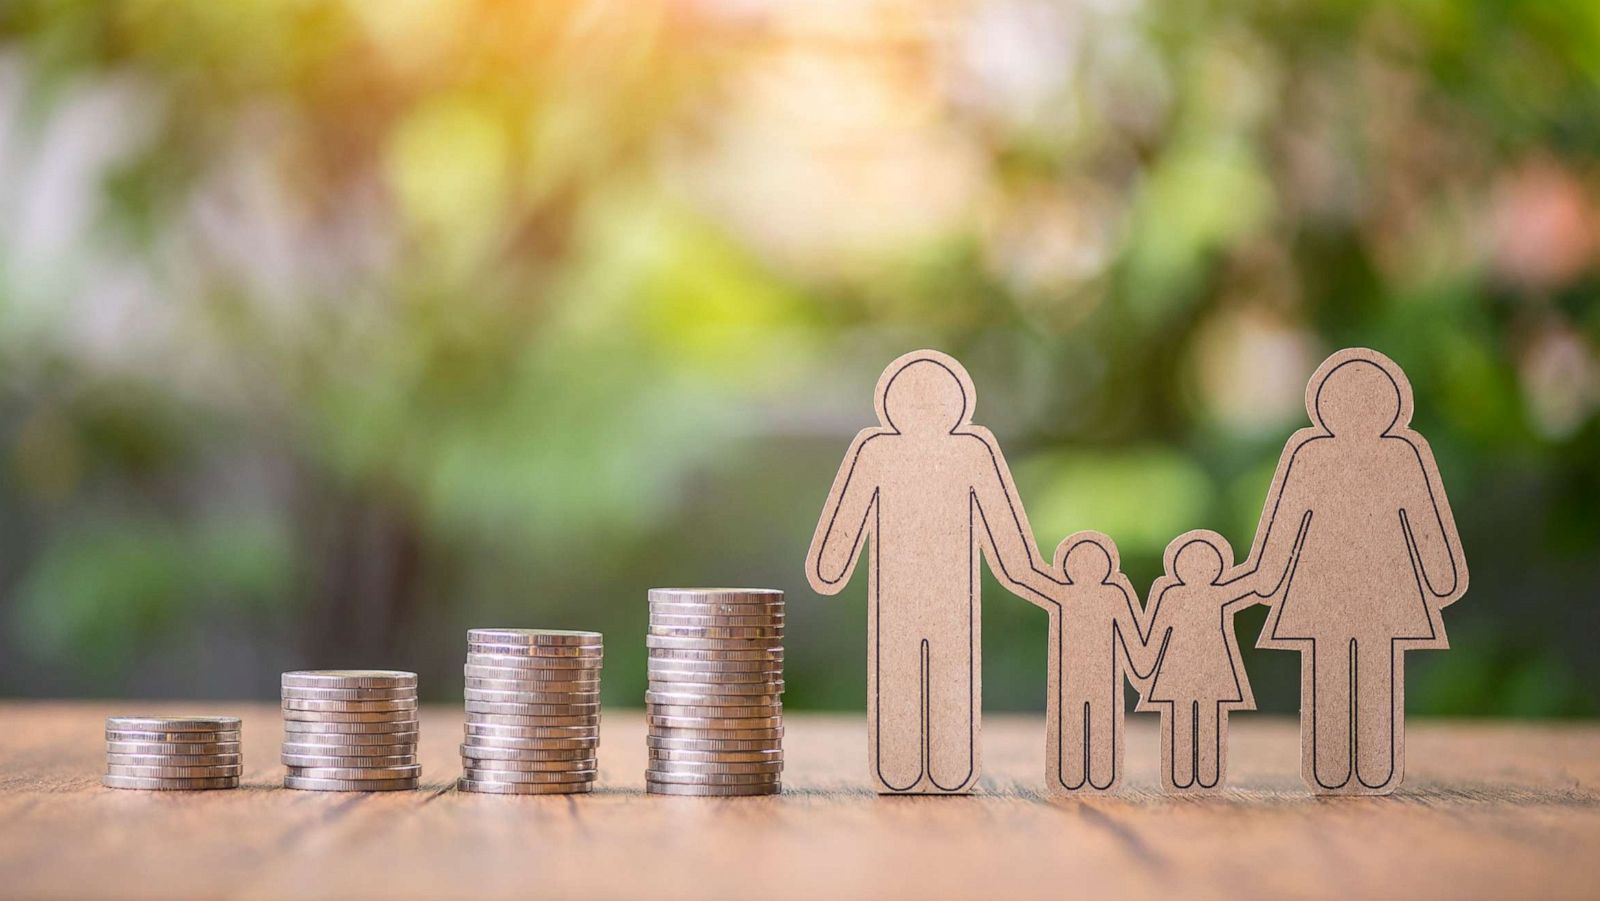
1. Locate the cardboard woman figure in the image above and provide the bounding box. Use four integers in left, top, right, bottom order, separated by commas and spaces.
806, 350, 1047, 794
1135, 530, 1256, 792
1013, 531, 1153, 793
1244, 348, 1468, 795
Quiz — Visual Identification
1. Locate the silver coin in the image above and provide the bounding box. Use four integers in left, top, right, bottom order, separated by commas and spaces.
648, 588, 783, 604
650, 610, 783, 624
458, 757, 597, 773
645, 691, 783, 707
286, 764, 420, 780
281, 742, 417, 757
649, 748, 782, 764
644, 769, 780, 786
283, 775, 419, 792
105, 716, 240, 733
281, 698, 418, 713
102, 774, 239, 791
647, 704, 782, 720
463, 722, 597, 740
466, 713, 600, 727
281, 670, 416, 689
282, 753, 417, 768
646, 644, 783, 661
645, 781, 780, 797
281, 709, 420, 724
106, 753, 243, 768
279, 686, 418, 701
647, 735, 783, 752
462, 687, 600, 705
283, 719, 420, 734
106, 764, 243, 778
461, 767, 596, 784
646, 677, 785, 695
463, 701, 600, 717
649, 726, 783, 741
464, 677, 600, 694
643, 656, 780, 678
465, 643, 604, 659
462, 662, 602, 680
467, 629, 603, 646
458, 743, 596, 761
647, 759, 784, 775
105, 729, 243, 744
281, 731, 419, 746
647, 626, 784, 642
105, 740, 242, 756
463, 653, 602, 670
648, 601, 784, 616
647, 667, 783, 683
457, 778, 593, 795
647, 714, 782, 730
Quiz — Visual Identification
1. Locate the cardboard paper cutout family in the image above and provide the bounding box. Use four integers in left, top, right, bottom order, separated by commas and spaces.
806, 347, 1467, 796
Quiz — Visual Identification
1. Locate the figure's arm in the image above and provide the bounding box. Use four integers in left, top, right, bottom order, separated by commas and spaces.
1118, 581, 1162, 682
804, 432, 884, 595
967, 429, 1060, 609
1400, 439, 1469, 606
1241, 436, 1314, 599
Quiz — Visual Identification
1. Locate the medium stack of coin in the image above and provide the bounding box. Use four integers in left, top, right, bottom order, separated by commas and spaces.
646, 588, 783, 796
458, 629, 602, 795
103, 715, 242, 790
281, 671, 419, 791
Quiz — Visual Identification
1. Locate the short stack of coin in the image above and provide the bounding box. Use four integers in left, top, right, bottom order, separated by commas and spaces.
281, 670, 419, 792
103, 715, 242, 790
459, 629, 602, 795
646, 588, 783, 797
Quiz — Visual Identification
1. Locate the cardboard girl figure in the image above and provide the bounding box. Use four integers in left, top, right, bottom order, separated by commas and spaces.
1135, 530, 1257, 792
1244, 348, 1468, 795
1012, 531, 1154, 794
806, 350, 1048, 794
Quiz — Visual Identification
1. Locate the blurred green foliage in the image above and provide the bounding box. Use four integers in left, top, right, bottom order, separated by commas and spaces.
0, 0, 1595, 715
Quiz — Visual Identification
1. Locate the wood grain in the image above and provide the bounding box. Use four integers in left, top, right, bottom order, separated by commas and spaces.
1, 702, 1596, 899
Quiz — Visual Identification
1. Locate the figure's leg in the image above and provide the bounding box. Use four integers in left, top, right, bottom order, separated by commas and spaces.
1086, 690, 1120, 790
1169, 702, 1195, 789
1310, 640, 1354, 791
1355, 640, 1400, 792
926, 629, 979, 792
872, 630, 926, 793
1195, 703, 1221, 789
1057, 695, 1090, 790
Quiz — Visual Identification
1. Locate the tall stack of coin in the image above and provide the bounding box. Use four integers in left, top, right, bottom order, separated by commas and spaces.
459, 629, 602, 795
646, 588, 783, 796
281, 670, 419, 791
103, 716, 241, 790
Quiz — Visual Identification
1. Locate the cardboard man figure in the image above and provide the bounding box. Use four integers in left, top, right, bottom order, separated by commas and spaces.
806, 350, 1046, 794
1244, 348, 1468, 795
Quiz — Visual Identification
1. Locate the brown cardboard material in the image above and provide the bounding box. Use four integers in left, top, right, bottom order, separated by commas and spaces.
1134, 530, 1256, 792
1014, 531, 1151, 794
805, 349, 1048, 794
1242, 347, 1469, 795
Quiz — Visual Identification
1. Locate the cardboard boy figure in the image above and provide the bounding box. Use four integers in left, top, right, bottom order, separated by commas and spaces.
1013, 531, 1152, 794
805, 350, 1046, 794
1135, 530, 1257, 792
1243, 348, 1468, 795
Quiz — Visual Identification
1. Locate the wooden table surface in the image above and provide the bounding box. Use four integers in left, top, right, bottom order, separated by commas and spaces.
2, 702, 1597, 900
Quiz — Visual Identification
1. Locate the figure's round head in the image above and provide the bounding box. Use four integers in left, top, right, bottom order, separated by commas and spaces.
1308, 351, 1410, 437
878, 353, 972, 435
1062, 540, 1113, 584
1172, 539, 1226, 586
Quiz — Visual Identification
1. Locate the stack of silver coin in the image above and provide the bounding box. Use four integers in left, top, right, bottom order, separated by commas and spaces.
459, 629, 602, 795
281, 670, 420, 791
103, 715, 242, 790
646, 588, 783, 796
